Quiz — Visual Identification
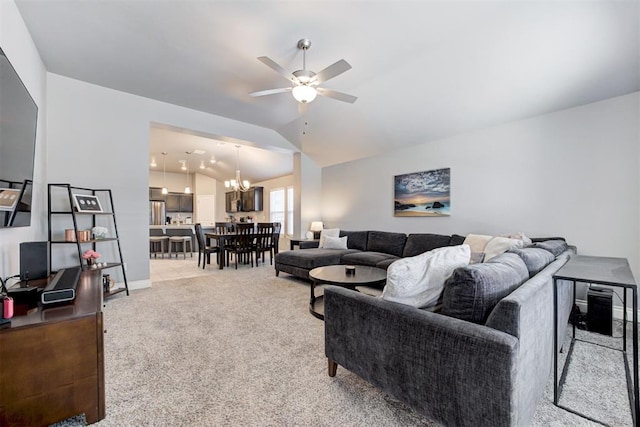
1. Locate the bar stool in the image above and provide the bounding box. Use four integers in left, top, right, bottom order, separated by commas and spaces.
169, 235, 193, 259
149, 236, 169, 258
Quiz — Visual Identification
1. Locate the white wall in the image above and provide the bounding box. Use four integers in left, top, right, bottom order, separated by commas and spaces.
46, 74, 295, 286
295, 152, 322, 239
149, 170, 193, 193
0, 0, 48, 281
322, 93, 640, 281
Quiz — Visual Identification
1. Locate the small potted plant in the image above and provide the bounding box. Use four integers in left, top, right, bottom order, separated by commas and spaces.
82, 249, 101, 268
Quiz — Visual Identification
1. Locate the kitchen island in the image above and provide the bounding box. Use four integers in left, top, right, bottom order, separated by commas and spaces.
150, 225, 197, 256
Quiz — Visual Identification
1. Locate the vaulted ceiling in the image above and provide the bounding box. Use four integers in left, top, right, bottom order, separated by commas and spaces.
15, 0, 639, 180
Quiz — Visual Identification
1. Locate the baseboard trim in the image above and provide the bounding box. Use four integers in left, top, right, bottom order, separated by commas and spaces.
576, 298, 639, 322
114, 279, 151, 291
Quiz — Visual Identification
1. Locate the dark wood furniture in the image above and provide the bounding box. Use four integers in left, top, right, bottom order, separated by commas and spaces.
205, 226, 265, 270
195, 223, 220, 269
553, 255, 638, 425
254, 223, 275, 266
225, 223, 255, 269
0, 270, 105, 426
308, 265, 387, 320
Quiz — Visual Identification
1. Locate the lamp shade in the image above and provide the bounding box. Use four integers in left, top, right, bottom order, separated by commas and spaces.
310, 221, 324, 232
292, 85, 317, 103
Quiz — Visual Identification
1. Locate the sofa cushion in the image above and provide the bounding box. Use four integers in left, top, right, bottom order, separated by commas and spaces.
449, 234, 466, 246
508, 247, 555, 277
402, 233, 452, 257
486, 252, 529, 281
376, 258, 398, 270
275, 248, 356, 270
441, 253, 529, 324
339, 230, 368, 251
382, 245, 471, 309
531, 239, 568, 257
341, 251, 400, 268
367, 231, 407, 257
483, 237, 525, 261
323, 236, 348, 250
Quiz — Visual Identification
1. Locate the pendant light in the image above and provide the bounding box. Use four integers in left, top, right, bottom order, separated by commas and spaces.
161, 152, 168, 195
184, 152, 191, 194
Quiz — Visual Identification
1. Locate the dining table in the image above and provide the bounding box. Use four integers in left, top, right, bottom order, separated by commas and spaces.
204, 229, 279, 270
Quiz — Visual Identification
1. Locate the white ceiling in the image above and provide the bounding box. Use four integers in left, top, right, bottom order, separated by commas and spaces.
148, 124, 292, 183
15, 0, 639, 180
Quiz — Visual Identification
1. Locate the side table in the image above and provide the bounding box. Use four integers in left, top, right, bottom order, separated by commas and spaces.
308, 265, 387, 320
289, 238, 318, 250
553, 255, 638, 425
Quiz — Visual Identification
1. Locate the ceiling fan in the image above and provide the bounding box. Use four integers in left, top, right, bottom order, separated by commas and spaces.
250, 38, 357, 104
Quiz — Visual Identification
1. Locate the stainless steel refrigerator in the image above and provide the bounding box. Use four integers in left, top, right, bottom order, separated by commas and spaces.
149, 201, 166, 225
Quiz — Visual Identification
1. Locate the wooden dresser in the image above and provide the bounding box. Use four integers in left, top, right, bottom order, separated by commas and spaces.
0, 270, 105, 426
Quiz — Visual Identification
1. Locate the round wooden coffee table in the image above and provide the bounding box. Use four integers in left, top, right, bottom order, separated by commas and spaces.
308, 265, 387, 320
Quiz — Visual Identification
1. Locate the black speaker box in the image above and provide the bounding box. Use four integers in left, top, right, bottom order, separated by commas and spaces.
587, 287, 613, 336
20, 241, 49, 281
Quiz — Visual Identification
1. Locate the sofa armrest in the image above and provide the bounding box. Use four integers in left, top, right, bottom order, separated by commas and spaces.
299, 240, 320, 249
324, 286, 519, 426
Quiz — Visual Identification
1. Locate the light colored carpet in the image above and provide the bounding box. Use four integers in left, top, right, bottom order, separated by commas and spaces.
55, 262, 635, 426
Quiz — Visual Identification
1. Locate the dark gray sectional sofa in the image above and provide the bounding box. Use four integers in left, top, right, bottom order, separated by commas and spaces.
275, 230, 574, 426
274, 230, 465, 280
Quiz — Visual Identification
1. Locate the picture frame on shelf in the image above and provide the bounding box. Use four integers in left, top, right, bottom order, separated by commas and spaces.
72, 194, 103, 213
0, 188, 21, 211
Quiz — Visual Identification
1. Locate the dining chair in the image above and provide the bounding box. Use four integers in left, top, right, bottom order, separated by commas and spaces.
213, 223, 232, 266
272, 222, 282, 254
226, 223, 255, 269
194, 223, 220, 269
254, 223, 275, 266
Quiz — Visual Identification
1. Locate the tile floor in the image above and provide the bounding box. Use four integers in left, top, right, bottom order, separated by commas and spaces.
149, 251, 278, 283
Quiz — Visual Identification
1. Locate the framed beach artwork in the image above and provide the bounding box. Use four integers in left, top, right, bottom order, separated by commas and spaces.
394, 168, 451, 217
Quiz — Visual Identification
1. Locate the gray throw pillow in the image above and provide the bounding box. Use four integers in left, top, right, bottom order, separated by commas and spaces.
531, 239, 568, 257
509, 247, 555, 276
441, 254, 528, 324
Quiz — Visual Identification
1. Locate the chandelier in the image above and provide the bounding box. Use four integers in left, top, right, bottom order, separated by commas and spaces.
225, 145, 250, 192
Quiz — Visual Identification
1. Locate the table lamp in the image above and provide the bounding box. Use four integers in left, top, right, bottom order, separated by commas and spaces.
310, 221, 324, 239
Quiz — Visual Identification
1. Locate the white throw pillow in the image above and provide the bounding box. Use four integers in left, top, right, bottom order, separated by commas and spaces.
319, 228, 340, 248
382, 244, 471, 309
462, 234, 493, 254
322, 235, 348, 250
483, 236, 525, 261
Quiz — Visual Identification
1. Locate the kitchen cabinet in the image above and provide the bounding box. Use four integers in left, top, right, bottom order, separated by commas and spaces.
225, 187, 263, 212
241, 186, 263, 212
149, 187, 165, 201
166, 193, 193, 213
225, 191, 240, 213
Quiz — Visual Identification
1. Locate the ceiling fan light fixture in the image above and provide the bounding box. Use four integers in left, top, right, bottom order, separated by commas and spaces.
292, 85, 317, 103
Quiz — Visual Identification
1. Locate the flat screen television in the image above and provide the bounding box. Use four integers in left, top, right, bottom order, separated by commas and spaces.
0, 46, 38, 228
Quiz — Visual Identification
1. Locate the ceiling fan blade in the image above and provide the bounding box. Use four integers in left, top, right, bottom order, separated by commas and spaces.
312, 59, 352, 84
249, 87, 292, 97
257, 56, 298, 84
316, 87, 358, 104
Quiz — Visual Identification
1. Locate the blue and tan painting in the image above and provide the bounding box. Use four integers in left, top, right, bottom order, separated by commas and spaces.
394, 168, 450, 217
